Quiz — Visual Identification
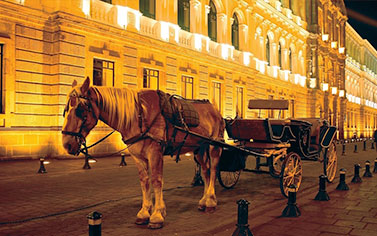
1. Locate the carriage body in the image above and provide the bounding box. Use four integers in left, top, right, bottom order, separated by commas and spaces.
217, 99, 338, 197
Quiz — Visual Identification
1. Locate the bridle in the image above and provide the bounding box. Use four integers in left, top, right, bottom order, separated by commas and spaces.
62, 91, 98, 155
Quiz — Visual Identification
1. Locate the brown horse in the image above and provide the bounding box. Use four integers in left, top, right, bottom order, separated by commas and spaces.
62, 77, 224, 229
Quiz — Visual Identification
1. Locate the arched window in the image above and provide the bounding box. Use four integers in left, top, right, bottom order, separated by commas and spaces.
278, 42, 282, 68
178, 0, 190, 31
140, 0, 155, 19
289, 47, 292, 72
208, 0, 217, 42
266, 36, 270, 66
231, 13, 239, 50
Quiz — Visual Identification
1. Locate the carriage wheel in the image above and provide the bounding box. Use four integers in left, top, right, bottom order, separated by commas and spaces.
269, 155, 284, 178
217, 170, 241, 189
323, 142, 337, 183
280, 152, 302, 198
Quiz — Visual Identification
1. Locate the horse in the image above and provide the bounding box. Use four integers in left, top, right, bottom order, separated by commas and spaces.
62, 77, 225, 229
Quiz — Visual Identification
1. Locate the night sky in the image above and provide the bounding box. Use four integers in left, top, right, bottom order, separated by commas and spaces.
344, 0, 377, 50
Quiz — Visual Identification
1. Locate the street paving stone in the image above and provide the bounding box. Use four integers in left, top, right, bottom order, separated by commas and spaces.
0, 142, 377, 235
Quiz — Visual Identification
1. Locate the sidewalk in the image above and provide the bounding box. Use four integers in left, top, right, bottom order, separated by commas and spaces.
0, 142, 376, 236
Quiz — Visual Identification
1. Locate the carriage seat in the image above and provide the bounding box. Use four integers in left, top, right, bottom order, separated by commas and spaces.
296, 118, 322, 151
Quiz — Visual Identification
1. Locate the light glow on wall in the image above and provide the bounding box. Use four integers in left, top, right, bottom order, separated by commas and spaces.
339, 90, 345, 97
82, 0, 90, 16
243, 52, 251, 66
117, 6, 128, 28
193, 34, 202, 51
160, 21, 170, 41
221, 44, 234, 60
322, 34, 329, 41
272, 66, 279, 78
331, 87, 337, 95
294, 74, 300, 85
321, 83, 329, 91
331, 41, 337, 49
309, 78, 316, 88
339, 47, 345, 54
299, 76, 306, 87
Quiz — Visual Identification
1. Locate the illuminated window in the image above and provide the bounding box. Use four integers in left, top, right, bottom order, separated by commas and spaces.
93, 59, 114, 87
0, 44, 3, 114
212, 82, 221, 112
208, 0, 217, 42
266, 36, 270, 66
236, 87, 244, 118
140, 0, 155, 19
101, 0, 112, 3
143, 68, 159, 89
178, 0, 190, 32
181, 75, 193, 99
231, 13, 239, 50
278, 43, 282, 68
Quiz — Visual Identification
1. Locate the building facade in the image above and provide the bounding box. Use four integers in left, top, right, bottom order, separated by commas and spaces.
0, 0, 374, 159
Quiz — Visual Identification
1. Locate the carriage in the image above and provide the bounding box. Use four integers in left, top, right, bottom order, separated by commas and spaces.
62, 78, 338, 228
217, 99, 338, 197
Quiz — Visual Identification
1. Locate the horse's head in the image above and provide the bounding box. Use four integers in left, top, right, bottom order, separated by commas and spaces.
62, 77, 100, 155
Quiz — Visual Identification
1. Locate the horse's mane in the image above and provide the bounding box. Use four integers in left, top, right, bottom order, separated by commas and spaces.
92, 86, 139, 131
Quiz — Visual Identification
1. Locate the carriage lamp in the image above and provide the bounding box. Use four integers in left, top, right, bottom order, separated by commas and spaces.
322, 34, 329, 42
339, 90, 345, 97
339, 47, 345, 54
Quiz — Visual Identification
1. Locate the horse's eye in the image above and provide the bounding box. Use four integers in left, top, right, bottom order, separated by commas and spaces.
75, 107, 84, 119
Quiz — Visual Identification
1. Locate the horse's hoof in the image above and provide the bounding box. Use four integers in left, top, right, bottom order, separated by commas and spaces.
198, 205, 206, 211
148, 222, 163, 229
205, 206, 216, 213
135, 218, 149, 225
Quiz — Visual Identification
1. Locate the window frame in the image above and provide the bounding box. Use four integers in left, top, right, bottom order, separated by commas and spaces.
208, 0, 217, 42
0, 44, 3, 114
143, 68, 159, 89
181, 75, 194, 99
93, 58, 115, 87
139, 0, 156, 19
178, 0, 190, 32
231, 13, 239, 50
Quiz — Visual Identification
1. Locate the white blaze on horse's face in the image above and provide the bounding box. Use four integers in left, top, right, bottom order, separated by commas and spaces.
62, 78, 98, 155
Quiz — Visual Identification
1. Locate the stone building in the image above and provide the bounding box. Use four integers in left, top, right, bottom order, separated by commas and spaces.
345, 23, 377, 139
0, 0, 375, 159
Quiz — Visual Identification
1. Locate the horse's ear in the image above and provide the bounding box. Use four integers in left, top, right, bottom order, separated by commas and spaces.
81, 77, 90, 95
72, 80, 77, 88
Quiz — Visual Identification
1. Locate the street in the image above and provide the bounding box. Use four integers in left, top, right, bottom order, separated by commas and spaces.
0, 141, 376, 236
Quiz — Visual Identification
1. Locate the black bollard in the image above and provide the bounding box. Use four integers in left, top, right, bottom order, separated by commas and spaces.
353, 144, 358, 153
281, 184, 301, 217
37, 158, 47, 174
232, 199, 253, 236
191, 163, 204, 186
374, 159, 377, 173
363, 140, 367, 151
336, 168, 349, 190
363, 161, 372, 177
88, 211, 102, 236
372, 142, 375, 149
351, 164, 362, 183
314, 175, 330, 201
119, 153, 127, 167
341, 142, 346, 156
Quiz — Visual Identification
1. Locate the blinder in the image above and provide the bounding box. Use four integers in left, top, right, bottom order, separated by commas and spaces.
62, 91, 98, 154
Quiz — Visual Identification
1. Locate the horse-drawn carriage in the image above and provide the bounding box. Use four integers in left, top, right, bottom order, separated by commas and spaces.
217, 99, 338, 197
62, 78, 338, 228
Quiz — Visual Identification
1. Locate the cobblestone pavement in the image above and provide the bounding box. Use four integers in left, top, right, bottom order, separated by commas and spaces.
0, 141, 376, 236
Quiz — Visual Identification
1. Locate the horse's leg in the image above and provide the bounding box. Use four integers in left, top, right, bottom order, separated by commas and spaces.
196, 150, 211, 211
204, 145, 221, 212
133, 156, 152, 225
147, 143, 166, 229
